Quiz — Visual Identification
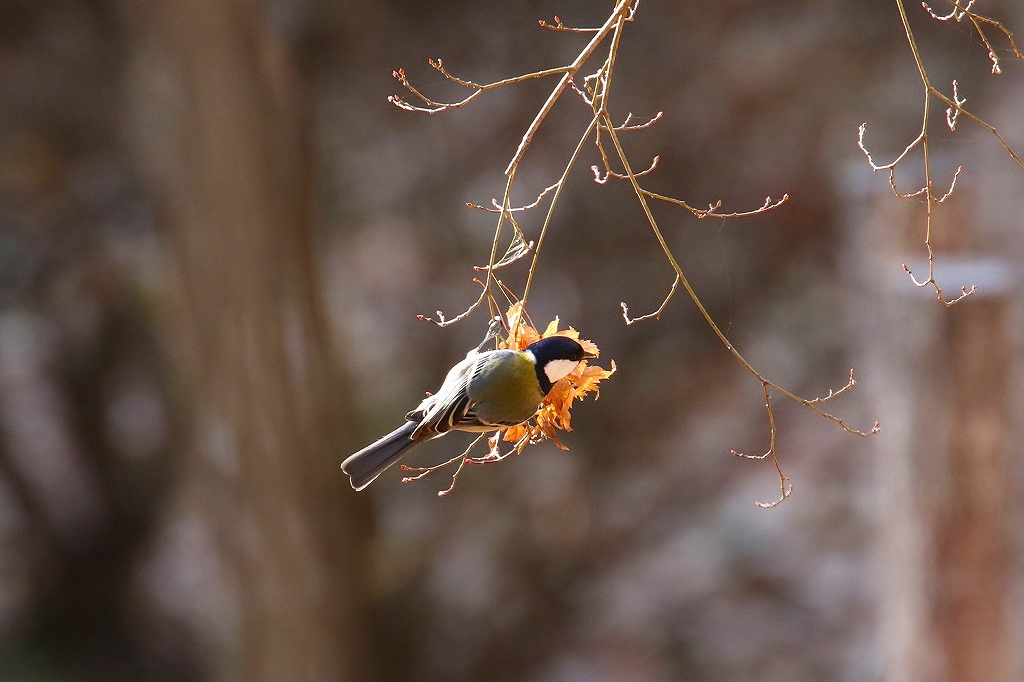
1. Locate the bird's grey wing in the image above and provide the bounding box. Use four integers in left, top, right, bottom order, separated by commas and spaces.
432, 350, 525, 430
411, 355, 480, 439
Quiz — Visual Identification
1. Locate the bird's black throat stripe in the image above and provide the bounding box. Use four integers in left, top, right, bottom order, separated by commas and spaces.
534, 363, 553, 396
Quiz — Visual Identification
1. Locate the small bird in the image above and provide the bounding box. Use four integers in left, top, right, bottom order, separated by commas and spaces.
342, 330, 595, 490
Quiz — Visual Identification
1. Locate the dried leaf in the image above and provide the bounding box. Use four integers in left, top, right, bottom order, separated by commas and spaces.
497, 305, 616, 451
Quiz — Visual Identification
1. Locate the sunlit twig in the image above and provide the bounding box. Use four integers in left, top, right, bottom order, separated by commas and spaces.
400, 434, 487, 496
730, 383, 792, 509
621, 274, 680, 325
923, 0, 1024, 74
389, 61, 571, 114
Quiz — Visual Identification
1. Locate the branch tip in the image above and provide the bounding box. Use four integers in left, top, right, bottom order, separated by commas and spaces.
755, 477, 793, 509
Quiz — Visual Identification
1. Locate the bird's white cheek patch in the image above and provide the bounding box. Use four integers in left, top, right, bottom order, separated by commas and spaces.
544, 359, 580, 384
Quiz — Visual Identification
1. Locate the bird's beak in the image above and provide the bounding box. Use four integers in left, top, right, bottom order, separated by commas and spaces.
582, 350, 598, 360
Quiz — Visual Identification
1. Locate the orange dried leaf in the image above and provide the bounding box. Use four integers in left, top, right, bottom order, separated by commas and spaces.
496, 305, 615, 453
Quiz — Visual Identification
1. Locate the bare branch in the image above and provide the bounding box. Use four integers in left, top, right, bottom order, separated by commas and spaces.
644, 191, 789, 220
729, 383, 793, 508
922, 0, 975, 22
754, 477, 794, 509
902, 263, 978, 306
935, 165, 963, 203
400, 434, 487, 496
506, 0, 636, 174
615, 111, 664, 131
394, 0, 879, 505
389, 62, 572, 114
466, 181, 563, 214
925, 0, 1024, 73
539, 15, 600, 33
416, 278, 490, 327
945, 79, 965, 130
592, 155, 659, 184
474, 235, 534, 272
806, 369, 857, 405
467, 433, 523, 464
621, 274, 680, 325
858, 122, 924, 171
700, 194, 790, 219
858, 2, 1021, 305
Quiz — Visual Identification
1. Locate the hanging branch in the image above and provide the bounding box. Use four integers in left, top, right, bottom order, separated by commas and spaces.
391, 0, 878, 505
858, 0, 1023, 306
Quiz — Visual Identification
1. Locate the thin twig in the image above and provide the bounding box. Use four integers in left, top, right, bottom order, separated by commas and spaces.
389, 62, 571, 114
730, 383, 792, 508
400, 434, 487, 496
615, 111, 664, 130
806, 370, 857, 405
592, 155, 659, 183
466, 181, 562, 214
505, 0, 635, 174
539, 15, 600, 33
621, 274, 679, 325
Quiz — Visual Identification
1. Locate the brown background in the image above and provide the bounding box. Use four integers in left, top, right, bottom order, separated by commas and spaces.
1, 1, 1022, 680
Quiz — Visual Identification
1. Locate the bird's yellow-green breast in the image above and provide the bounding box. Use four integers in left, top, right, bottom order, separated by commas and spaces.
468, 350, 545, 425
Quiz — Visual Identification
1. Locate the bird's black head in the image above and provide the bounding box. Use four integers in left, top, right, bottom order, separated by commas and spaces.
525, 336, 596, 394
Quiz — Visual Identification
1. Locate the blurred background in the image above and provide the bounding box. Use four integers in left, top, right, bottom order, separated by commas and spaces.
1, 0, 1023, 680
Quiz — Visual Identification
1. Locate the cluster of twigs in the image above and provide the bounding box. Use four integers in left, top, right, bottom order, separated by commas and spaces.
400, 433, 488, 497
391, 0, 884, 506
858, 0, 1023, 306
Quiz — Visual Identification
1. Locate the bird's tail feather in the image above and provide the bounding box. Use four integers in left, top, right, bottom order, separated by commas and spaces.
342, 421, 419, 490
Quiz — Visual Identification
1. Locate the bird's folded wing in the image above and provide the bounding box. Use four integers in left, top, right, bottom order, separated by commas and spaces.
412, 372, 474, 439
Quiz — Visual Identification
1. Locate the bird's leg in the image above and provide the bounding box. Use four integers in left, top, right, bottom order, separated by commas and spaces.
474, 316, 506, 352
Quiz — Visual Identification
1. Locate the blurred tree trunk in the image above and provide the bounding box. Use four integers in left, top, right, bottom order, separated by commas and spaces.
848, 178, 1016, 682
122, 1, 366, 679
933, 296, 1012, 681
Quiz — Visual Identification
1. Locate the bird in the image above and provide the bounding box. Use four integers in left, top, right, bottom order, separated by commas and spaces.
341, 329, 596, 490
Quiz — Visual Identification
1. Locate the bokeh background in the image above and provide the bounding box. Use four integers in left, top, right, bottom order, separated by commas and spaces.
2, 0, 1023, 680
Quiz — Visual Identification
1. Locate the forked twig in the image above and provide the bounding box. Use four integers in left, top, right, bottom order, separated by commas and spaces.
923, 0, 1024, 74
400, 434, 487, 496
731, 383, 792, 509
621, 274, 679, 325
389, 61, 571, 114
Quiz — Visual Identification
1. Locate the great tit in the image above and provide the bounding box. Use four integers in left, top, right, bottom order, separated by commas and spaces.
342, 333, 596, 490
